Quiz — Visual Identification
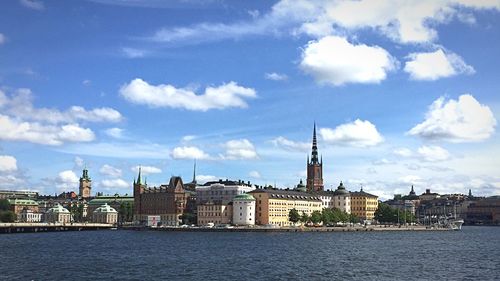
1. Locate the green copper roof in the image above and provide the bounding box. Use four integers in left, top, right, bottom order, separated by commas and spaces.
88, 196, 134, 206
94, 203, 118, 213
47, 203, 70, 213
234, 194, 255, 201
7, 198, 38, 206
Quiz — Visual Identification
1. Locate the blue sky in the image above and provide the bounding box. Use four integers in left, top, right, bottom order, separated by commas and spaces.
1, 0, 499, 199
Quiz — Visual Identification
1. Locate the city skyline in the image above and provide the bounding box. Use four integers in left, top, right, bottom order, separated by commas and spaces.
1, 0, 500, 200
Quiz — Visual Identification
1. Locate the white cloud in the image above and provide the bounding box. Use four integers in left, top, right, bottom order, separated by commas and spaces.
56, 170, 79, 190
104, 128, 124, 139
398, 175, 423, 185
222, 139, 258, 160
249, 170, 261, 178
100, 178, 129, 189
0, 115, 95, 146
265, 72, 288, 81
418, 145, 451, 162
181, 135, 197, 142
0, 175, 26, 189
409, 94, 497, 142
0, 33, 6, 45
373, 158, 393, 165
99, 164, 122, 178
0, 88, 122, 124
82, 79, 91, 86
120, 79, 257, 111
122, 47, 147, 58
271, 136, 309, 152
143, 1, 500, 45
320, 119, 384, 147
393, 148, 413, 157
197, 175, 219, 183
0, 155, 17, 172
131, 165, 162, 175
300, 36, 397, 86
74, 156, 84, 168
404, 49, 475, 80
171, 146, 210, 160
19, 0, 44, 11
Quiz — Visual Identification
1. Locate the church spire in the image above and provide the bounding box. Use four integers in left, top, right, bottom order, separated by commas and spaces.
192, 160, 197, 184
311, 122, 319, 164
137, 166, 142, 185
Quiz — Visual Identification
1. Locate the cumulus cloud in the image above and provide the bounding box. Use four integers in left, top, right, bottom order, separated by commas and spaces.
99, 164, 122, 178
222, 139, 258, 160
265, 72, 288, 81
0, 89, 122, 124
74, 156, 84, 168
393, 148, 413, 157
249, 170, 261, 178
0, 115, 95, 145
197, 175, 219, 183
319, 119, 384, 147
104, 128, 124, 139
0, 175, 26, 189
398, 175, 423, 185
100, 178, 129, 189
131, 165, 162, 175
56, 170, 79, 190
0, 155, 17, 172
271, 136, 309, 152
300, 36, 397, 86
120, 79, 256, 111
409, 94, 497, 142
418, 145, 451, 162
181, 135, 197, 142
404, 49, 475, 80
171, 146, 210, 160
19, 0, 44, 10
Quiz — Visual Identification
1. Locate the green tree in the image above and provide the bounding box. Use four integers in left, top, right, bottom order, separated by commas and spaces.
0, 210, 16, 222
125, 202, 133, 221
322, 208, 334, 225
0, 199, 10, 211
289, 208, 300, 224
300, 212, 309, 224
310, 210, 322, 225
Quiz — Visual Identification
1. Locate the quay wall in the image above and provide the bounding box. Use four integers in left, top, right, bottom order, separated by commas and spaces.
0, 223, 115, 234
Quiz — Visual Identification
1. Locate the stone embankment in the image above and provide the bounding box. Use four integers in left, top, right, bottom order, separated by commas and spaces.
0, 222, 115, 234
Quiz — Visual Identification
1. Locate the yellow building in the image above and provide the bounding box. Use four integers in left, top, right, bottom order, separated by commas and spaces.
249, 189, 322, 227
197, 202, 232, 226
350, 188, 379, 221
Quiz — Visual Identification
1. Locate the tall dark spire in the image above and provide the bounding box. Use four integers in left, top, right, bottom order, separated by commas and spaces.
137, 166, 142, 185
192, 160, 197, 184
311, 122, 319, 164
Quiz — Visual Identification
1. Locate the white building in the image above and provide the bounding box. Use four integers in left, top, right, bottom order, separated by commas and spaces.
332, 182, 351, 214
196, 180, 254, 204
19, 208, 42, 223
232, 194, 256, 226
92, 203, 118, 224
45, 203, 71, 223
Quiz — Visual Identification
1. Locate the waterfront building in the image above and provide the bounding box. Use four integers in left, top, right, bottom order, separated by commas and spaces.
7, 198, 39, 216
19, 208, 42, 223
332, 182, 351, 214
466, 197, 500, 225
249, 188, 322, 227
350, 187, 378, 221
93, 203, 118, 224
232, 193, 256, 226
306, 123, 324, 192
133, 168, 190, 226
79, 168, 92, 199
0, 190, 38, 199
45, 203, 71, 223
196, 179, 254, 204
197, 202, 232, 226
88, 195, 134, 217
295, 179, 307, 193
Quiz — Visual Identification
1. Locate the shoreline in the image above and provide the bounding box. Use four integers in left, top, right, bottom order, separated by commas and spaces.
123, 225, 451, 232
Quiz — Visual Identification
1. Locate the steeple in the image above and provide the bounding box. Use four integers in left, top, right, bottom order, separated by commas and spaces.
410, 185, 416, 195
311, 122, 319, 164
137, 166, 142, 185
192, 160, 197, 184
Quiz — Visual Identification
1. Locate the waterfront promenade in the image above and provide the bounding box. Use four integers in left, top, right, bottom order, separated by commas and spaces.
0, 222, 115, 234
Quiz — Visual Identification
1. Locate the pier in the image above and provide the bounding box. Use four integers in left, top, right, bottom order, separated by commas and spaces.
0, 223, 115, 234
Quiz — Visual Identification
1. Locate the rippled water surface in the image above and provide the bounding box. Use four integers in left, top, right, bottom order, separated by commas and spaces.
1, 226, 499, 280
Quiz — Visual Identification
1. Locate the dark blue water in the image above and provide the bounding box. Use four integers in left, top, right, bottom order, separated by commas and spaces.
1, 226, 499, 280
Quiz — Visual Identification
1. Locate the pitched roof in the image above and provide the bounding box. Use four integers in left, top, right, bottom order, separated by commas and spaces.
249, 189, 322, 201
